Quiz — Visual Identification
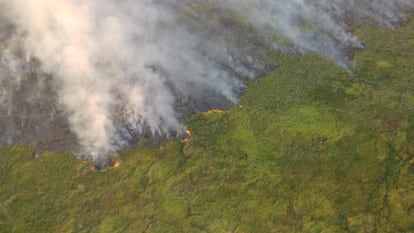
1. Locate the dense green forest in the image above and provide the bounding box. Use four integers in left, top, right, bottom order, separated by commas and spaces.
1, 19, 414, 233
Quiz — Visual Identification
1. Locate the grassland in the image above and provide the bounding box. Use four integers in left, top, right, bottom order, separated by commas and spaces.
1, 20, 414, 233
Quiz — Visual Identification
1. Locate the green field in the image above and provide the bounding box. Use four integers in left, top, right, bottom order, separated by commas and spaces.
1, 20, 414, 233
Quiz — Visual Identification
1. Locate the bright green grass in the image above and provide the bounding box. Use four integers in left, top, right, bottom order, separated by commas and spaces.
2, 21, 414, 233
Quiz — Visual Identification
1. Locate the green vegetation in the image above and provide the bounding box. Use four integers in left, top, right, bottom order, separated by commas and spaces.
2, 21, 414, 233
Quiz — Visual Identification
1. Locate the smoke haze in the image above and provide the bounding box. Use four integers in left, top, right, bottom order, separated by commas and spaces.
0, 0, 412, 166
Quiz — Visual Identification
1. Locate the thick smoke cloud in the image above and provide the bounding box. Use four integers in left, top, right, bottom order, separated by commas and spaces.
0, 0, 412, 166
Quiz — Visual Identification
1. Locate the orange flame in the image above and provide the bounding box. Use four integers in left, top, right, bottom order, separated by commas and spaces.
203, 109, 224, 115
113, 160, 120, 168
181, 129, 192, 143
88, 160, 120, 172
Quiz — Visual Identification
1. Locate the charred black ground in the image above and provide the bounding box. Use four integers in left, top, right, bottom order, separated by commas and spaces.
0, 2, 412, 166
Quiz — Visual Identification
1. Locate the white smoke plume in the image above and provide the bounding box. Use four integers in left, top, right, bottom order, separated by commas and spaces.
0, 0, 412, 166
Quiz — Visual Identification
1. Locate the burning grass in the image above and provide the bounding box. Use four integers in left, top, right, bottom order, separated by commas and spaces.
1, 21, 414, 233
201, 108, 228, 115
180, 129, 192, 143
89, 160, 121, 172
